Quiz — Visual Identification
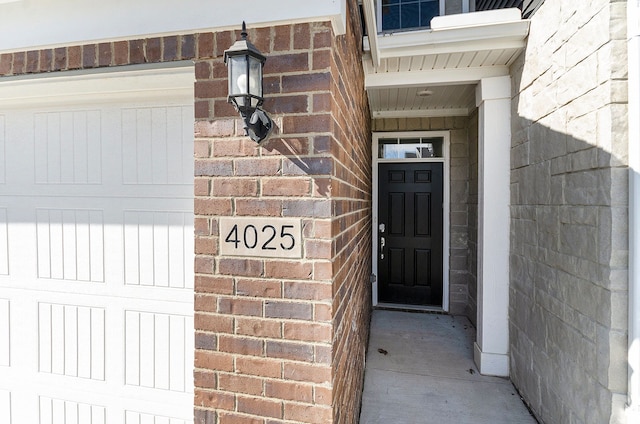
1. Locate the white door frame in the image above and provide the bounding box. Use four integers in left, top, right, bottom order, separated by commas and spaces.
371, 131, 450, 311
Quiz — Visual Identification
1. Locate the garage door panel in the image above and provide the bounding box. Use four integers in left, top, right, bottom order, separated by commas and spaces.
122, 106, 192, 186
0, 66, 194, 423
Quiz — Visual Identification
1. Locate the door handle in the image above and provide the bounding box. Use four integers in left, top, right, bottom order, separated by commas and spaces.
380, 236, 385, 259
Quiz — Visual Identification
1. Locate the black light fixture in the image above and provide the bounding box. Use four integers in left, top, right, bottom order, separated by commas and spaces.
224, 22, 273, 143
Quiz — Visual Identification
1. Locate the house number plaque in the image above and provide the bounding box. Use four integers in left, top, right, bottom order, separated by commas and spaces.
219, 217, 302, 259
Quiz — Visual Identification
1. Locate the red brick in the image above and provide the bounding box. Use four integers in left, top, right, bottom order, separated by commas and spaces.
146, 37, 162, 62
218, 374, 264, 396
26, 50, 38, 73
195, 217, 211, 236
218, 413, 263, 424
293, 23, 311, 50
198, 33, 214, 58
219, 335, 263, 356
263, 95, 309, 115
262, 178, 310, 197
264, 301, 312, 320
181, 34, 196, 59
98, 43, 111, 67
39, 50, 52, 72
0, 54, 12, 74
195, 294, 218, 313
282, 157, 333, 176
284, 403, 332, 424
195, 351, 234, 373
282, 199, 331, 218
218, 258, 264, 278
314, 303, 332, 322
196, 275, 234, 294
283, 363, 330, 384
312, 49, 331, 70
195, 80, 228, 99
195, 408, 216, 424
274, 25, 291, 52
237, 396, 282, 419
195, 140, 211, 158
163, 36, 178, 61
264, 261, 312, 280
282, 114, 331, 134
218, 297, 263, 317
235, 158, 281, 176
195, 255, 215, 274
12, 52, 25, 74
130, 39, 145, 64
266, 340, 314, 362
212, 139, 259, 157
195, 61, 212, 79
283, 322, 331, 343
194, 179, 210, 196
282, 72, 330, 93
313, 93, 332, 113
236, 357, 282, 379
236, 279, 282, 298
194, 370, 217, 389
196, 236, 218, 255
82, 44, 96, 68
303, 239, 333, 259
194, 198, 232, 215
265, 380, 313, 403
235, 199, 282, 217
195, 159, 233, 177
195, 120, 236, 137
261, 137, 311, 156
248, 26, 272, 54
313, 136, 331, 154
315, 345, 331, 364
313, 178, 332, 197
215, 31, 235, 57
195, 313, 234, 333
114, 41, 129, 65
196, 332, 217, 350
212, 178, 258, 197
196, 100, 211, 119
313, 261, 333, 281
313, 31, 332, 49
236, 317, 282, 338
195, 389, 235, 411
264, 52, 309, 75
314, 386, 332, 406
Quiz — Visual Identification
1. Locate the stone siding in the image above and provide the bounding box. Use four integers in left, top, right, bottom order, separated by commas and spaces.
509, 0, 629, 423
372, 116, 472, 315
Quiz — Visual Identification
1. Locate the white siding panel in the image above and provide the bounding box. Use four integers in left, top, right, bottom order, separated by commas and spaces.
125, 411, 187, 424
0, 115, 5, 184
125, 311, 189, 392
0, 299, 9, 366
124, 211, 192, 288
39, 396, 105, 424
0, 208, 8, 275
34, 112, 102, 185
0, 390, 10, 424
36, 209, 104, 282
38, 303, 105, 380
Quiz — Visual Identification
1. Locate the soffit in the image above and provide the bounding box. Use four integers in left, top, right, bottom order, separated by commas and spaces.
361, 3, 530, 118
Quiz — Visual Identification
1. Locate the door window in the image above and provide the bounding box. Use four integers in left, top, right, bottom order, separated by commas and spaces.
378, 136, 444, 159
379, 0, 440, 32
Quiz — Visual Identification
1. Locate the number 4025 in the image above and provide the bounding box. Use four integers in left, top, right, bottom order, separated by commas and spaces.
224, 224, 296, 251
218, 218, 303, 258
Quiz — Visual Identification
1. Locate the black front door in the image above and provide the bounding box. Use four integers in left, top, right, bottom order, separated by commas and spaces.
378, 162, 444, 307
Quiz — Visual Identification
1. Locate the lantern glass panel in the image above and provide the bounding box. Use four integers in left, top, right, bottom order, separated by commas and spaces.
249, 55, 262, 108
229, 55, 248, 107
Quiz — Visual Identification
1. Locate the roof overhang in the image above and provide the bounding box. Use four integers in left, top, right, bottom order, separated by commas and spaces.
361, 2, 530, 118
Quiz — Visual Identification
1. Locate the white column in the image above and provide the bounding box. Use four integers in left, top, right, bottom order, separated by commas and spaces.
474, 75, 511, 377
627, 1, 640, 421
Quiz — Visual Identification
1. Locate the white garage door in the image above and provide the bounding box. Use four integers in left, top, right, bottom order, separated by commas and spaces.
0, 65, 195, 424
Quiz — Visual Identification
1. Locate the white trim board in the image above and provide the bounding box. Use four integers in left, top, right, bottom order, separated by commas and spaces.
371, 131, 451, 311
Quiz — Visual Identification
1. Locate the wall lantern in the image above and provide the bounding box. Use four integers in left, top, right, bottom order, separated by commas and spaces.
224, 22, 273, 143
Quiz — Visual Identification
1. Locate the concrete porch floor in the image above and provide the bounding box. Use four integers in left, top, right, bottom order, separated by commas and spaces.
359, 310, 537, 424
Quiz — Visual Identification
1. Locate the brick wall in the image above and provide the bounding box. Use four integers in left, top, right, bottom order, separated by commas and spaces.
509, 1, 629, 422
372, 117, 472, 316
193, 3, 371, 423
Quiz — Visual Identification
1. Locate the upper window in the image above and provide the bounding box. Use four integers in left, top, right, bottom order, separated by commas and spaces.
379, 0, 440, 32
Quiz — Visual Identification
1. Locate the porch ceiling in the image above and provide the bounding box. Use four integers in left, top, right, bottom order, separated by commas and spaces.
361, 3, 530, 119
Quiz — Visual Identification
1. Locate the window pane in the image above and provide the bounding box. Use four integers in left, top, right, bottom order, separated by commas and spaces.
382, 5, 400, 31
382, 0, 400, 4
420, 1, 439, 27
401, 3, 420, 29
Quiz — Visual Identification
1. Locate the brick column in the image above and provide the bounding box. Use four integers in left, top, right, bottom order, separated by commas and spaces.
193, 9, 371, 422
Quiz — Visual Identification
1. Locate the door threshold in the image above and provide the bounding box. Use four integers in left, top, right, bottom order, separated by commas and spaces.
375, 303, 446, 314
